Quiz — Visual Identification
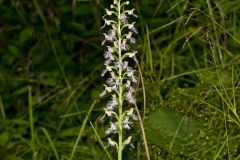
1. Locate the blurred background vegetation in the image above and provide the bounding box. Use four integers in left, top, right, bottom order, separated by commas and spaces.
0, 0, 240, 159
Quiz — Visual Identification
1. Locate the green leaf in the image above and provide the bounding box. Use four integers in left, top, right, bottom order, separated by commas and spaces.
8, 45, 19, 55
145, 107, 204, 157
0, 131, 9, 146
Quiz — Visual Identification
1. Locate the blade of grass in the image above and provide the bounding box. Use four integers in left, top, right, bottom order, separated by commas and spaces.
236, 153, 240, 160
0, 94, 6, 119
90, 121, 113, 160
32, 0, 71, 89
146, 26, 153, 72
212, 83, 240, 122
39, 127, 60, 160
134, 103, 150, 160
168, 115, 186, 153
206, 0, 223, 64
136, 59, 146, 119
135, 50, 150, 160
213, 136, 228, 160
70, 100, 97, 160
150, 16, 185, 35
201, 100, 240, 128
152, 0, 163, 17
57, 66, 99, 134
195, 8, 240, 45
28, 85, 36, 160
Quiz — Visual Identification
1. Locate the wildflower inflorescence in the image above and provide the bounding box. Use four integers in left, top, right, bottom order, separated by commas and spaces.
100, 0, 138, 159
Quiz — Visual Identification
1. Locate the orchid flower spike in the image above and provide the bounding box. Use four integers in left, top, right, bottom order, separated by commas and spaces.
99, 0, 138, 159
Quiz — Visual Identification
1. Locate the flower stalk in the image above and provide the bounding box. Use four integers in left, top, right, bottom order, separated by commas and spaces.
100, 0, 138, 159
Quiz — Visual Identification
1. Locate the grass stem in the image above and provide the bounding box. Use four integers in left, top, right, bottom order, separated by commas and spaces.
28, 85, 36, 160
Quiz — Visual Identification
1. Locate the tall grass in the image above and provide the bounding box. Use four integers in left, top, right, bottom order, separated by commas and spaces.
0, 0, 240, 159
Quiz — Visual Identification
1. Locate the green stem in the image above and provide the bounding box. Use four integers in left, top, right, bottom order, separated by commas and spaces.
28, 86, 36, 160
117, 0, 123, 160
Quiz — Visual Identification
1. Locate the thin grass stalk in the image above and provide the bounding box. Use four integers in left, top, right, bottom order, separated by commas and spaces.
70, 100, 96, 159
28, 86, 36, 160
0, 95, 6, 119
90, 122, 113, 160
40, 127, 60, 160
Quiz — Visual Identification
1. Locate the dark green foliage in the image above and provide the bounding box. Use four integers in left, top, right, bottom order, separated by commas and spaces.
0, 0, 240, 159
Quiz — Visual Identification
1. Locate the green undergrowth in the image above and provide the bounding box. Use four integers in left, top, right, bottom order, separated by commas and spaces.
0, 0, 240, 159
